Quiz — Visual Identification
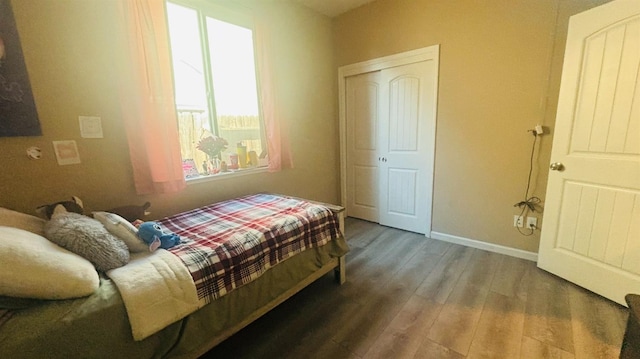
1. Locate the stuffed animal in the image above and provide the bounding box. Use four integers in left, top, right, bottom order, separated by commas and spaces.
107, 202, 151, 222
36, 196, 84, 219
44, 204, 129, 272
137, 222, 181, 250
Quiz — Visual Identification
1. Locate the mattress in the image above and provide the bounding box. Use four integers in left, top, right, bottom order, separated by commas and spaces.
0, 194, 348, 358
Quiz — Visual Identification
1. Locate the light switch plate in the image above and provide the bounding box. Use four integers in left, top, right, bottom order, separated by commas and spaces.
79, 116, 103, 138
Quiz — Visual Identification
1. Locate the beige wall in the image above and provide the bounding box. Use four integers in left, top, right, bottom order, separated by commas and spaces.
333, 0, 610, 252
2, 0, 614, 254
0, 0, 339, 219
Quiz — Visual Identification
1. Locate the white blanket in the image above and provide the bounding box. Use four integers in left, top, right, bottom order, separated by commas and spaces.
107, 249, 200, 341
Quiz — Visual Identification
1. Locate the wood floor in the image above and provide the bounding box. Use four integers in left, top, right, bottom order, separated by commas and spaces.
202, 218, 629, 359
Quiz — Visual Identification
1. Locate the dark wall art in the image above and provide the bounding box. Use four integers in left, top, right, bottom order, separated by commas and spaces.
0, 0, 41, 137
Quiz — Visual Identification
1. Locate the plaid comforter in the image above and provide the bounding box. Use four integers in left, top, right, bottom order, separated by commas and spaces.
160, 194, 342, 305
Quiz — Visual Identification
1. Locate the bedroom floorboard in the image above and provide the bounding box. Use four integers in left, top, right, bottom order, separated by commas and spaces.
200, 217, 628, 359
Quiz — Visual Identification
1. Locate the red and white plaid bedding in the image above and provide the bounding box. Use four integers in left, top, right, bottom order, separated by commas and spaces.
160, 194, 342, 305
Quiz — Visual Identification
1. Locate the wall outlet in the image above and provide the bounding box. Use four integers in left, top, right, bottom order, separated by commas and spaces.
535, 124, 544, 135
527, 216, 538, 229
513, 215, 524, 228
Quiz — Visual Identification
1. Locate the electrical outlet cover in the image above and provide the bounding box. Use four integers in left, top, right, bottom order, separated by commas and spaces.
513, 215, 524, 228
535, 124, 544, 135
526, 216, 538, 229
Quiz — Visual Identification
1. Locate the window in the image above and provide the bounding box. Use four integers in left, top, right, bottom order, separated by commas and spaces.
166, 1, 265, 179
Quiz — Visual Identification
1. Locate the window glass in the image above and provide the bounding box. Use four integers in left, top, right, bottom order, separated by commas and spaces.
166, 2, 264, 179
206, 17, 263, 160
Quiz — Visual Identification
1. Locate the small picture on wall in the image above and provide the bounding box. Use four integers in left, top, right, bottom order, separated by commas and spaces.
52, 140, 81, 165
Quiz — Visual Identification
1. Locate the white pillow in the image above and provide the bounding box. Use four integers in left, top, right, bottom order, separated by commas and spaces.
93, 211, 149, 253
0, 207, 46, 236
0, 226, 100, 299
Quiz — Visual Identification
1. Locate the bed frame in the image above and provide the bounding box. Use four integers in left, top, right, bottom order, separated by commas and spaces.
0, 196, 347, 359
178, 199, 346, 358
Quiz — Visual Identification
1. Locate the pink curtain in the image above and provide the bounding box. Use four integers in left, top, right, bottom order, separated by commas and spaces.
116, 0, 186, 194
255, 22, 293, 172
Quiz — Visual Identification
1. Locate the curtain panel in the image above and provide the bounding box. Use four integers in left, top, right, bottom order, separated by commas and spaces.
255, 21, 293, 172
117, 0, 186, 194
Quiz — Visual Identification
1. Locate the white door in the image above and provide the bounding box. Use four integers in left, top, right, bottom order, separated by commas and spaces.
538, 0, 640, 306
346, 71, 381, 222
345, 59, 437, 234
378, 61, 436, 234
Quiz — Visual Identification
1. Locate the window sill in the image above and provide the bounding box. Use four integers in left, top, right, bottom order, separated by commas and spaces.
185, 166, 268, 185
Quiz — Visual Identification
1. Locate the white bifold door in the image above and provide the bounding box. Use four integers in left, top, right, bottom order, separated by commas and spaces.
538, 0, 640, 306
346, 58, 437, 235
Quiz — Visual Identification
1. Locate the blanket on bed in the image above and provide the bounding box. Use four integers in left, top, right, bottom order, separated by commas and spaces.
107, 249, 199, 340
161, 193, 342, 305
108, 194, 342, 340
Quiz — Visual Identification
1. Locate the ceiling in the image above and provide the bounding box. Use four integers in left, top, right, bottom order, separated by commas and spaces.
294, 0, 376, 17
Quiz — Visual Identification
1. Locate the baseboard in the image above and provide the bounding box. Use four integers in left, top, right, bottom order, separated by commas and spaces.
430, 231, 538, 262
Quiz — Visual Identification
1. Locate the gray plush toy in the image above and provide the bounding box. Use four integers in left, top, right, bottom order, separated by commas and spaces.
44, 204, 129, 272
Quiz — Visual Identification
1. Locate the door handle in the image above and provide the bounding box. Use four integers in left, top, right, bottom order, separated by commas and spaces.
549, 162, 564, 171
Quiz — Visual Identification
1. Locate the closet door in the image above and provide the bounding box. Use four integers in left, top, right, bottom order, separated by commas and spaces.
346, 71, 381, 222
341, 45, 439, 235
346, 61, 436, 234
378, 61, 436, 234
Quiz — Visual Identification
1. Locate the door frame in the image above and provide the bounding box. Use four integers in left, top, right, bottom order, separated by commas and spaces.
338, 45, 440, 234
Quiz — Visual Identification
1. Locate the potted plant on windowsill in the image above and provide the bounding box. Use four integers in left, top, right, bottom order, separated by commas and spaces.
196, 135, 228, 175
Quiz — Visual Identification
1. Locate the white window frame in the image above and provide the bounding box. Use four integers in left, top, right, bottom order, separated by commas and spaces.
166, 0, 268, 182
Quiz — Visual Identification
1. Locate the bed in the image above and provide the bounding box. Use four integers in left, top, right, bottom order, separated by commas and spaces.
0, 193, 348, 358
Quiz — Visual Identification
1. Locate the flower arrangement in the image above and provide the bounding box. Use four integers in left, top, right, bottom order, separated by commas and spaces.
196, 135, 228, 158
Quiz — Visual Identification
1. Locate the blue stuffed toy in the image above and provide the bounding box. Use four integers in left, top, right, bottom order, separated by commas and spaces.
137, 222, 181, 250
